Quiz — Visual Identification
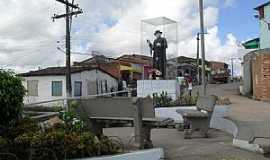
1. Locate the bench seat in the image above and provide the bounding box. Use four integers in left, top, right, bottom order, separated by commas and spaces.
176, 95, 217, 139
176, 109, 208, 118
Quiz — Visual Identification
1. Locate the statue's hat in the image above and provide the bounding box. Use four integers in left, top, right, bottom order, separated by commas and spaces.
154, 30, 162, 35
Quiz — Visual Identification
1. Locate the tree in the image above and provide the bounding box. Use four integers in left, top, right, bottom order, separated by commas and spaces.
0, 70, 25, 127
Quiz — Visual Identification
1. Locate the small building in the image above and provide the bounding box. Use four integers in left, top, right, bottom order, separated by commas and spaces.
208, 61, 230, 83
242, 48, 270, 101
74, 54, 152, 83
167, 56, 211, 83
116, 54, 153, 80
241, 2, 270, 101
20, 66, 118, 104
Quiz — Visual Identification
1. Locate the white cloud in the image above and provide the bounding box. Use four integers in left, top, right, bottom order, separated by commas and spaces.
224, 0, 235, 8
0, 0, 245, 75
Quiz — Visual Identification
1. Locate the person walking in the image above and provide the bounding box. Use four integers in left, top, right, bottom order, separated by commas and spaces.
185, 74, 193, 97
188, 79, 193, 97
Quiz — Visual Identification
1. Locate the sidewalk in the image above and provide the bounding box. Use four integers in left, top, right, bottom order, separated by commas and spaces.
227, 94, 270, 153
227, 94, 270, 122
196, 83, 270, 153
194, 82, 270, 122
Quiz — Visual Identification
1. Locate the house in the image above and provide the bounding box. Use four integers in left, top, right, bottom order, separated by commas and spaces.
167, 56, 211, 82
20, 66, 118, 104
116, 54, 152, 80
241, 2, 270, 101
74, 54, 153, 82
243, 1, 270, 49
73, 54, 115, 65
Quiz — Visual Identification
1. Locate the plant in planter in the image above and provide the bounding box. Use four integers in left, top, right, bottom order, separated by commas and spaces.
59, 100, 87, 133
153, 91, 173, 107
153, 91, 199, 107
172, 95, 198, 106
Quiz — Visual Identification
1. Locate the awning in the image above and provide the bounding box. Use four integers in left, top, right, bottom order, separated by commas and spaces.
120, 65, 142, 73
242, 38, 260, 49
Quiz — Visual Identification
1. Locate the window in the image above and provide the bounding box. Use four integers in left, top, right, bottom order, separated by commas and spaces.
74, 81, 82, 97
87, 80, 97, 95
27, 80, 38, 96
52, 81, 62, 96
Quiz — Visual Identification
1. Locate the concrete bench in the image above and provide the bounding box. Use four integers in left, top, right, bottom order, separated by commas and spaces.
176, 95, 217, 139
73, 97, 173, 149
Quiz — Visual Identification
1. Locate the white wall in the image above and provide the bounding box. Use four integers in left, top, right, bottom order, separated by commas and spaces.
71, 70, 118, 97
22, 75, 66, 105
23, 69, 118, 105
137, 80, 179, 100
76, 148, 164, 160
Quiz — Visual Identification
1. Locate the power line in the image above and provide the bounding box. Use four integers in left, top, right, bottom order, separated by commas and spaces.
56, 46, 92, 56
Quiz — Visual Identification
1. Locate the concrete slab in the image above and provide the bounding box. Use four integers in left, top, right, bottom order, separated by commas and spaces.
104, 127, 270, 160
194, 83, 270, 154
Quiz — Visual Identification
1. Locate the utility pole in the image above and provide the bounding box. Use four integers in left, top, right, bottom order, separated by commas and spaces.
199, 0, 207, 95
230, 58, 241, 82
52, 0, 82, 98
196, 33, 200, 85
231, 58, 234, 82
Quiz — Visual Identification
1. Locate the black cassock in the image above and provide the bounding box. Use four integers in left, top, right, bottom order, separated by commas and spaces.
149, 37, 168, 79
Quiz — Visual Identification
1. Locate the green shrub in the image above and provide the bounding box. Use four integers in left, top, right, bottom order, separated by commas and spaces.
0, 70, 26, 127
153, 92, 173, 107
153, 91, 198, 107
2, 118, 119, 160
59, 100, 87, 132
11, 128, 118, 160
0, 136, 9, 152
172, 95, 198, 106
6, 118, 40, 139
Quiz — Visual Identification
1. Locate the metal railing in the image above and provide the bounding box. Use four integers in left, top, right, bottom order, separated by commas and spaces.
24, 89, 135, 108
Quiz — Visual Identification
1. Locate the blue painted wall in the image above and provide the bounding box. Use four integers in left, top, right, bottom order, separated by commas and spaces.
260, 5, 270, 49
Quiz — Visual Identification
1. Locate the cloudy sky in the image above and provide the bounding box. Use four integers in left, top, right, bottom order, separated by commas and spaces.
0, 0, 265, 74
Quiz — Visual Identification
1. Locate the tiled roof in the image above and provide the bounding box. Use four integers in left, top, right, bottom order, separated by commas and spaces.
117, 54, 152, 65
19, 66, 118, 79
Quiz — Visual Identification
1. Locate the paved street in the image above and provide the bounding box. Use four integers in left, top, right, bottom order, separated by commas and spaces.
104, 83, 270, 159
194, 82, 270, 122
104, 127, 270, 160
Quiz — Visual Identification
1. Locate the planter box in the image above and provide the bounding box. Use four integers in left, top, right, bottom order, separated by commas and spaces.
73, 148, 164, 160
